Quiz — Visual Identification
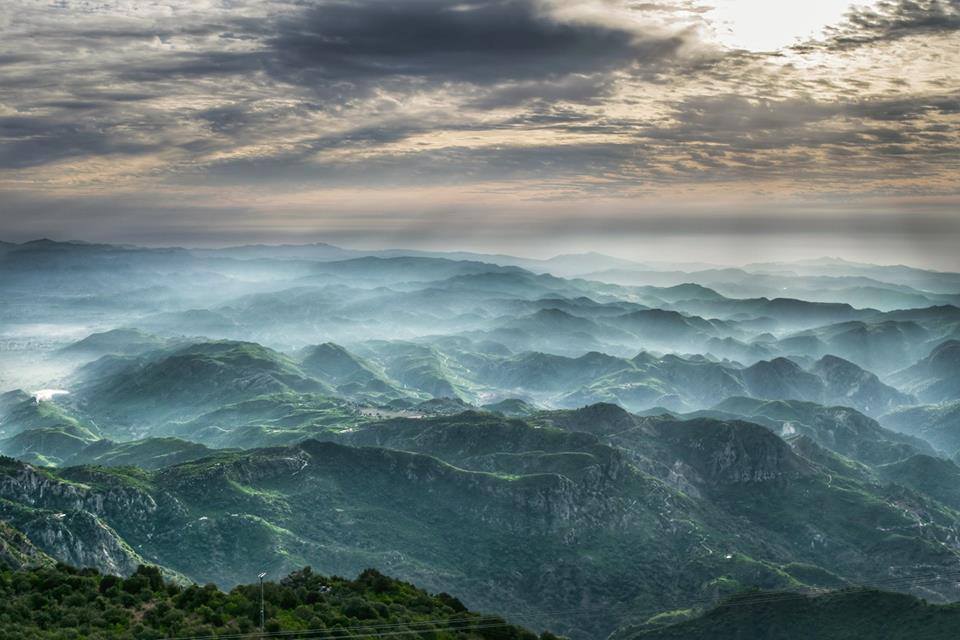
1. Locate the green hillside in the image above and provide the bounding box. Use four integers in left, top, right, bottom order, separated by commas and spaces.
629, 589, 960, 640
3, 406, 960, 638
5, 241, 960, 639
0, 561, 546, 640
74, 342, 334, 434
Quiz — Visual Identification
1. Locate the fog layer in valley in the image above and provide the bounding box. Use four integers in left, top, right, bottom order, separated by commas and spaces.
2, 238, 960, 639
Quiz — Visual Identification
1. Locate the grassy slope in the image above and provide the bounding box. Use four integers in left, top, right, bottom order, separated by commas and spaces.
632, 589, 960, 640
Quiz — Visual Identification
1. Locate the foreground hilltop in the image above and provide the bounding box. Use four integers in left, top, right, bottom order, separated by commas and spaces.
2, 402, 960, 638
0, 559, 543, 640
0, 555, 957, 640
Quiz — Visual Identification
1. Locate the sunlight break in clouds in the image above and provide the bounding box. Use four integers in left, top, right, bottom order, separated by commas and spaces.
705, 0, 859, 50
0, 0, 957, 265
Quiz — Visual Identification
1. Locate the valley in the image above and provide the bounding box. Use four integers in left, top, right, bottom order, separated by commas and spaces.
1, 240, 960, 638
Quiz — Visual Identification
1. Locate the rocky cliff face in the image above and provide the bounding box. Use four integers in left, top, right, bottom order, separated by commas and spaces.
1, 408, 960, 639
0, 458, 169, 575
0, 521, 52, 569
651, 418, 813, 491
0, 462, 161, 524
295, 440, 645, 535
336, 412, 627, 482
20, 511, 144, 576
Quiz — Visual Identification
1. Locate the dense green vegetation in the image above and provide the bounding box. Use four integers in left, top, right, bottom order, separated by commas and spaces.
5, 241, 960, 638
0, 562, 550, 640
3, 403, 960, 638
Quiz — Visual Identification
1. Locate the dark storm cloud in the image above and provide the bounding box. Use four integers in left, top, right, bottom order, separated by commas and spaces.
807, 0, 960, 50
0, 0, 702, 171
108, 0, 689, 102
0, 0, 958, 265
643, 92, 960, 151
119, 51, 270, 82
0, 115, 157, 169
263, 0, 685, 89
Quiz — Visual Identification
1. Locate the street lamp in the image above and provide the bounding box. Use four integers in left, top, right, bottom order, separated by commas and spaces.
258, 572, 267, 637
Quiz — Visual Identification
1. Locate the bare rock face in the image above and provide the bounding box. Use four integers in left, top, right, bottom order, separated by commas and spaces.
651, 418, 813, 491
21, 511, 144, 576
0, 521, 52, 569
0, 459, 158, 575
0, 462, 161, 524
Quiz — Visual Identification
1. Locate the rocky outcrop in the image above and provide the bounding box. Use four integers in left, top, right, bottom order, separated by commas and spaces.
651, 418, 813, 490
0, 521, 52, 569
0, 461, 147, 575
0, 461, 159, 522
20, 511, 143, 576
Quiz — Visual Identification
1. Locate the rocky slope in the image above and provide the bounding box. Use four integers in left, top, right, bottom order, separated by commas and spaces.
2, 406, 959, 639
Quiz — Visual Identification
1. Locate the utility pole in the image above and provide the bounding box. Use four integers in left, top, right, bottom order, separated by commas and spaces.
258, 572, 267, 638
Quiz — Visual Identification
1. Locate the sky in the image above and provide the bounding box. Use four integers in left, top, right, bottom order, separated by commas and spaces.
0, 0, 958, 267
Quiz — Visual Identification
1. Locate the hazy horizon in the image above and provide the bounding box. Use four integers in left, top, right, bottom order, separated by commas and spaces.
4, 3, 960, 638
2, 0, 958, 269
3, 232, 959, 272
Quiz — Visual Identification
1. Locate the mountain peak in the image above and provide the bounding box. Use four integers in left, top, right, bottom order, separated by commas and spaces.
653, 417, 814, 487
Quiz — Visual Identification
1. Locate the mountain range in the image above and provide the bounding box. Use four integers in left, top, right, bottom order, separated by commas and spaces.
1, 239, 960, 638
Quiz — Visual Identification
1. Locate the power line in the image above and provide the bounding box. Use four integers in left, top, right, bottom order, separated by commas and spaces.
162, 573, 960, 640
157, 567, 960, 640
161, 618, 515, 640
166, 614, 511, 640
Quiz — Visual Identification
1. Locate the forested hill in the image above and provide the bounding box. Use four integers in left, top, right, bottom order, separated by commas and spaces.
4, 560, 960, 640
0, 562, 551, 640
627, 589, 960, 640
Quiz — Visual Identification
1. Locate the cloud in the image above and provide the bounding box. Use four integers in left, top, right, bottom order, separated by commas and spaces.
0, 0, 705, 171
0, 115, 158, 169
806, 0, 960, 50
266, 0, 684, 84
0, 0, 957, 261
462, 73, 624, 109
110, 0, 696, 103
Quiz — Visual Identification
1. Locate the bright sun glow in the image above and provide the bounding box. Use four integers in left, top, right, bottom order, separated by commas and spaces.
706, 0, 863, 51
